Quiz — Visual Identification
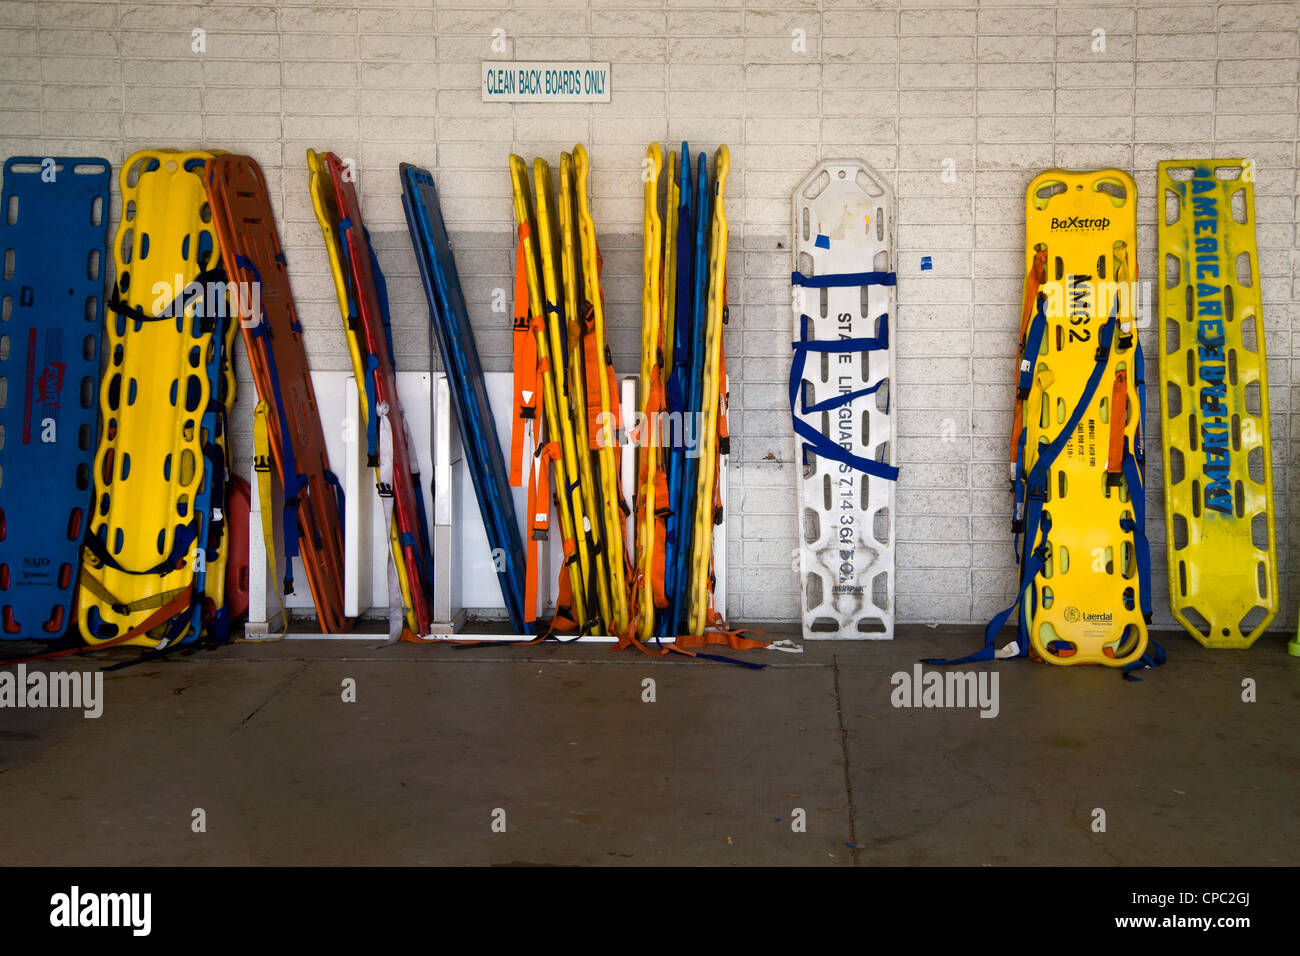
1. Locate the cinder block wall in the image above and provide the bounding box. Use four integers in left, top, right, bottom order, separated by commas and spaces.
2, 0, 1297, 629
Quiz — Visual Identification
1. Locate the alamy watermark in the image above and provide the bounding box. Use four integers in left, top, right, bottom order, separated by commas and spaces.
149, 274, 262, 328
50, 886, 150, 936
1038, 278, 1152, 328
890, 664, 999, 718
0, 665, 103, 718
596, 409, 713, 457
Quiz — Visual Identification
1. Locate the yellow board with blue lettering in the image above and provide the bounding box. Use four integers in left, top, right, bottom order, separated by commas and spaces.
1156, 160, 1277, 648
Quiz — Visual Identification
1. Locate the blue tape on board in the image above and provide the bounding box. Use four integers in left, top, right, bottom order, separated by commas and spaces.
815, 234, 830, 249
921, 256, 932, 270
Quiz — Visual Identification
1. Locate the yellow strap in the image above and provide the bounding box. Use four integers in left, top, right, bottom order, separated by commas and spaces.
77, 571, 188, 616
253, 400, 287, 636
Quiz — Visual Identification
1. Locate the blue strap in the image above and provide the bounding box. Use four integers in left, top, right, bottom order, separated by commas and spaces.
363, 225, 397, 359
1122, 640, 1165, 681
159, 607, 196, 647
234, 253, 261, 283
83, 519, 199, 578
323, 469, 346, 539
789, 314, 899, 482
409, 464, 436, 597
1017, 296, 1047, 398
1120, 442, 1153, 620
801, 378, 885, 415
260, 340, 303, 595
924, 514, 1053, 666
792, 270, 897, 289
931, 301, 1122, 668
272, 246, 299, 333
692, 651, 767, 670
363, 353, 380, 463
792, 313, 889, 353
201, 434, 227, 560
1011, 423, 1029, 557
335, 217, 362, 332
1134, 340, 1147, 470
1010, 294, 1048, 554
107, 264, 227, 332
338, 215, 391, 471
209, 605, 230, 643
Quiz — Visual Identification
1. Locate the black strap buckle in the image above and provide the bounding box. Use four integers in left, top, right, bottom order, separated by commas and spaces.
376, 482, 394, 499
254, 455, 272, 473
1026, 484, 1048, 502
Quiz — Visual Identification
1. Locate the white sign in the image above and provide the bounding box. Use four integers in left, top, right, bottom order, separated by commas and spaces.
481, 61, 611, 103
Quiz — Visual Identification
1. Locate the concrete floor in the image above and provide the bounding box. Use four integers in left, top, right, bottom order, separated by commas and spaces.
1, 625, 1296, 866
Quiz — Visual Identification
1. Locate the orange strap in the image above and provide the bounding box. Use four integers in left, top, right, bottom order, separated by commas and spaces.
523, 440, 559, 625
545, 531, 580, 634
582, 317, 605, 447
633, 347, 672, 613
616, 570, 695, 659
604, 343, 621, 434
509, 228, 538, 487
675, 608, 767, 651
1009, 248, 1049, 469
1107, 369, 1128, 477
0, 587, 194, 665
650, 467, 670, 608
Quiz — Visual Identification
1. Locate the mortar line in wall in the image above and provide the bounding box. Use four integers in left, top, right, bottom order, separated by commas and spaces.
734, 0, 750, 622
735, 0, 747, 620
433, 5, 440, 177
1051, 5, 1058, 179
508, 0, 516, 169
117, 0, 124, 153
354, 0, 363, 207
34, 6, 42, 144
1294, 11, 1300, 624
969, 7, 979, 625
277, 2, 286, 229
1212, 1, 1221, 156
1131, 0, 1138, 170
